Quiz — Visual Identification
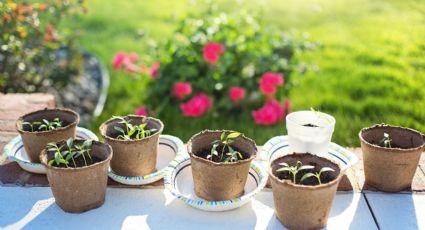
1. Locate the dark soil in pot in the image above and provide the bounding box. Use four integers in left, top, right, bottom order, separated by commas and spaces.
187, 130, 257, 201
16, 108, 79, 163
359, 124, 425, 192
99, 115, 163, 177
40, 139, 112, 213
269, 153, 342, 230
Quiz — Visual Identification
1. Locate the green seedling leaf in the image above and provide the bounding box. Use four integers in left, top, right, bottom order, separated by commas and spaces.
300, 172, 316, 182
227, 132, 241, 139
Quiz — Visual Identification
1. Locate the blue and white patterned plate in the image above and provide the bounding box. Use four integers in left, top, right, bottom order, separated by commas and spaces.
108, 135, 185, 185
2, 127, 98, 174
164, 156, 268, 212
261, 135, 358, 171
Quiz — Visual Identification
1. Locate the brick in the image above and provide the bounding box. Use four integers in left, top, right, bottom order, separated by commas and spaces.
0, 162, 26, 185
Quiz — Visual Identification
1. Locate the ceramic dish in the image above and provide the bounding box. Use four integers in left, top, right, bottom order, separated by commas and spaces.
261, 135, 358, 171
164, 155, 268, 212
2, 127, 98, 174
108, 135, 185, 185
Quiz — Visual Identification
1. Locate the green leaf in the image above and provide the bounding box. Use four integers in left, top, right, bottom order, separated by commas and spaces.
127, 128, 136, 137
300, 173, 316, 182
320, 167, 335, 173
278, 162, 289, 167
114, 126, 125, 134
276, 167, 291, 172
83, 139, 93, 148
42, 119, 49, 125
48, 160, 54, 166
299, 165, 315, 171
227, 132, 241, 139
220, 132, 226, 141
66, 138, 74, 148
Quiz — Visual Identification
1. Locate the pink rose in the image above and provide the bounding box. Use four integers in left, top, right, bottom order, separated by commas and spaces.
149, 61, 160, 79
128, 52, 139, 64
203, 42, 225, 64
252, 100, 285, 125
173, 82, 192, 100
112, 52, 128, 69
180, 93, 212, 117
228, 87, 246, 103
134, 106, 148, 116
259, 72, 284, 96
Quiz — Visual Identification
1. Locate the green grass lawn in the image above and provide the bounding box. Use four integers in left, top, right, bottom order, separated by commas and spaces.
63, 0, 425, 146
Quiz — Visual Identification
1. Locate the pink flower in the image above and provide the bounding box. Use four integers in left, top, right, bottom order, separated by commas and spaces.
203, 42, 225, 64
112, 52, 128, 69
180, 93, 212, 117
228, 87, 246, 103
259, 72, 284, 96
252, 100, 285, 125
173, 82, 192, 100
284, 98, 292, 114
134, 106, 148, 116
149, 61, 160, 79
128, 52, 139, 63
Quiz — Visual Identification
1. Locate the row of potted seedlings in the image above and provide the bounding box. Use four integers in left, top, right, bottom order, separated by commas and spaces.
15, 108, 425, 229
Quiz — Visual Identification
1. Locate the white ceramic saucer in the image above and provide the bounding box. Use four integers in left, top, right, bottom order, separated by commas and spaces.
2, 127, 99, 174
261, 135, 359, 171
108, 135, 185, 185
164, 155, 268, 212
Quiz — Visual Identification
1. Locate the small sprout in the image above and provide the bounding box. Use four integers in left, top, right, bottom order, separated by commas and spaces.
207, 131, 242, 163
112, 116, 157, 140
23, 118, 63, 132
380, 132, 392, 148
276, 161, 314, 184
47, 138, 94, 168
310, 108, 332, 125
300, 167, 335, 184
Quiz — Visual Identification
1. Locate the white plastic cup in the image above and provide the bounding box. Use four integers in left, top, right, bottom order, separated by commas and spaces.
286, 111, 336, 155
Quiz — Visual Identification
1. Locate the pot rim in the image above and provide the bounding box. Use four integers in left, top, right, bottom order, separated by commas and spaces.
40, 140, 113, 172
187, 129, 257, 166
16, 108, 80, 135
268, 153, 343, 190
359, 124, 425, 152
99, 115, 164, 143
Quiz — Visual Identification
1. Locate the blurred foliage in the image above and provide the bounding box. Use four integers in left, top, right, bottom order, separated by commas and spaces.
0, 0, 86, 93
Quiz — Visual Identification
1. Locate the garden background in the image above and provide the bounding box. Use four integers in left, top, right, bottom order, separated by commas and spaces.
41, 0, 425, 145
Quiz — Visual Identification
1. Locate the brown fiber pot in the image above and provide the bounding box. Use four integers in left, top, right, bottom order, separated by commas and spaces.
269, 153, 342, 230
40, 140, 112, 213
99, 115, 163, 177
187, 130, 257, 201
359, 124, 425, 192
16, 108, 79, 163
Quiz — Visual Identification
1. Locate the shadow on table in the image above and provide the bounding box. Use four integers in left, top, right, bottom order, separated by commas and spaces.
0, 187, 53, 229
145, 189, 258, 230
9, 187, 257, 229
364, 191, 420, 229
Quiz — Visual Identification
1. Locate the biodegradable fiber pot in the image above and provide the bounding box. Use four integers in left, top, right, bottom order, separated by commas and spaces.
187, 130, 257, 201
269, 153, 342, 230
99, 115, 163, 177
359, 124, 425, 192
16, 108, 79, 163
40, 140, 112, 213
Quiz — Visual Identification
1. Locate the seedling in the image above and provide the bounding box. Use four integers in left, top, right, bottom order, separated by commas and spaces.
300, 167, 335, 184
207, 131, 243, 163
47, 138, 93, 168
276, 161, 314, 184
112, 116, 157, 140
380, 132, 392, 148
23, 118, 63, 132
310, 107, 332, 125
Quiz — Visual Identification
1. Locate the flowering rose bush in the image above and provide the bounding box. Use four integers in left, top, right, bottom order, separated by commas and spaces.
112, 7, 315, 125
